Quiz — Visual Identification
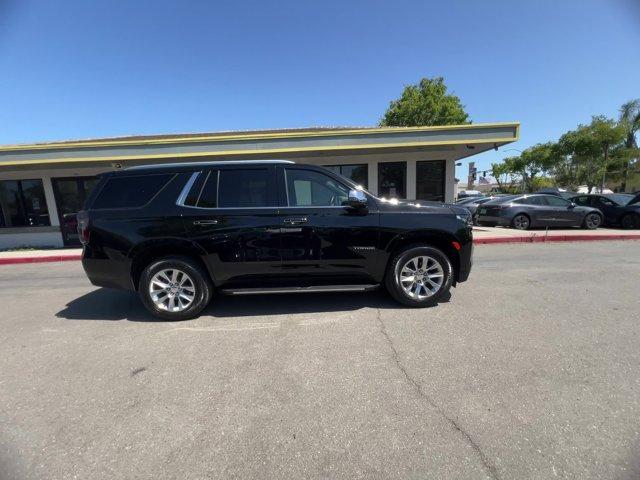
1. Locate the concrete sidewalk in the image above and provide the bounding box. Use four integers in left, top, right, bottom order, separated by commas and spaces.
0, 228, 639, 265
472, 226, 640, 244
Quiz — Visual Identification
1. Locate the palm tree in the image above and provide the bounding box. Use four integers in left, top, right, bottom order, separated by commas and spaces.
619, 99, 640, 192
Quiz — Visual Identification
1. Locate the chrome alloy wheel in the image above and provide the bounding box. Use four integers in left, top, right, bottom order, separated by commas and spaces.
585, 213, 601, 229
149, 268, 196, 312
399, 255, 444, 300
513, 215, 530, 230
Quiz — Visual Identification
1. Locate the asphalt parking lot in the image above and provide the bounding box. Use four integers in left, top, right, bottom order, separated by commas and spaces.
1, 242, 639, 480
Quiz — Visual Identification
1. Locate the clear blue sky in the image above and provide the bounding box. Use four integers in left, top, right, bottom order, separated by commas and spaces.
1, 0, 639, 177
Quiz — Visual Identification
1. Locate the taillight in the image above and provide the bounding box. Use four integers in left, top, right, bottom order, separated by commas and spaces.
77, 210, 90, 245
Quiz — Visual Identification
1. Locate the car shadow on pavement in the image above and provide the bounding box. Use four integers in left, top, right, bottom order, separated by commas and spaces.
56, 287, 450, 322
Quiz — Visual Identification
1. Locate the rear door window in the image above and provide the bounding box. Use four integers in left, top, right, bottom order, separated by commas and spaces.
183, 171, 218, 208
218, 168, 275, 208
92, 174, 174, 209
543, 195, 570, 207
573, 196, 591, 206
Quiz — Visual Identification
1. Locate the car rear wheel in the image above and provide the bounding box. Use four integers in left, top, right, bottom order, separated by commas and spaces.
621, 213, 640, 230
512, 214, 530, 230
385, 245, 453, 308
582, 212, 602, 229
139, 256, 212, 320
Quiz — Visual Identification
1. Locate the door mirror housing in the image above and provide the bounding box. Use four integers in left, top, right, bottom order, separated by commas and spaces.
569, 202, 576, 209
346, 189, 367, 208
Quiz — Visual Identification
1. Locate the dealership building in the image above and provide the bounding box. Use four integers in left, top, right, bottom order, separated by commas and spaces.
0, 122, 519, 249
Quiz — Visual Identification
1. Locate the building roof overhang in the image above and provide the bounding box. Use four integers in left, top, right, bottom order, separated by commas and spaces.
0, 122, 519, 171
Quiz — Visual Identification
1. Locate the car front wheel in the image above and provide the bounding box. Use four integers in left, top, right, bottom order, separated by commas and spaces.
621, 213, 640, 230
582, 212, 602, 229
512, 214, 530, 230
385, 245, 453, 307
139, 256, 212, 320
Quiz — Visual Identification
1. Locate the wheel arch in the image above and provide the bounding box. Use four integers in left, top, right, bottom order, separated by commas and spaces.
128, 238, 214, 290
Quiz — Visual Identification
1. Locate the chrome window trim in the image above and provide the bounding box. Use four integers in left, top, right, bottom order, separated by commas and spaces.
195, 171, 211, 207
175, 172, 200, 206
176, 167, 358, 211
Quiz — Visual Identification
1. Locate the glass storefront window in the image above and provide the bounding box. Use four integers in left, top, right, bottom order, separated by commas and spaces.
52, 177, 99, 245
378, 162, 406, 199
0, 179, 50, 228
323, 164, 368, 189
416, 160, 446, 202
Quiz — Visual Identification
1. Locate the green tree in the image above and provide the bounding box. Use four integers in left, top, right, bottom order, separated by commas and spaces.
556, 116, 626, 193
492, 143, 557, 192
380, 77, 470, 127
619, 99, 640, 191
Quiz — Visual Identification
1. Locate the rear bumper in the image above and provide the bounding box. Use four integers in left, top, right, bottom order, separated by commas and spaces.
455, 225, 473, 283
82, 247, 134, 291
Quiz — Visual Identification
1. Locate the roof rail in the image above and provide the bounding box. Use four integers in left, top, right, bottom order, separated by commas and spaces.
126, 159, 295, 170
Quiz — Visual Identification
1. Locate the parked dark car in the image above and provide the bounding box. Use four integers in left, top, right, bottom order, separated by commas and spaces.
475, 194, 602, 230
78, 161, 473, 320
457, 196, 503, 217
571, 193, 640, 229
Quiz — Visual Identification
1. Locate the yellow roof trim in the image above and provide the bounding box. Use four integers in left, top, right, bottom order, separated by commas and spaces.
0, 122, 520, 152
0, 137, 516, 168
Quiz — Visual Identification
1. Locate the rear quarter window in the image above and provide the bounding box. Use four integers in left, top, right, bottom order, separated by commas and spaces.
91, 174, 174, 209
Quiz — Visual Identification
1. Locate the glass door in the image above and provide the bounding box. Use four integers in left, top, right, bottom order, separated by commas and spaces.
416, 160, 446, 202
377, 162, 406, 199
52, 177, 100, 246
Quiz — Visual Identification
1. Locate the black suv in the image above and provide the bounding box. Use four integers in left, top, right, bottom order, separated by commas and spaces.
79, 161, 473, 320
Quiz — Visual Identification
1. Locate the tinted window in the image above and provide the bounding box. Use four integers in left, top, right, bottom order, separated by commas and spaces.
544, 195, 570, 206
183, 172, 207, 207
573, 196, 591, 206
196, 171, 218, 208
595, 196, 616, 207
92, 174, 173, 209
218, 169, 272, 208
286, 169, 350, 206
514, 197, 535, 205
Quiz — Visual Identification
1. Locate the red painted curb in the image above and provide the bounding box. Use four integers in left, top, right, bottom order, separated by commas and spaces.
473, 234, 640, 245
0, 255, 82, 265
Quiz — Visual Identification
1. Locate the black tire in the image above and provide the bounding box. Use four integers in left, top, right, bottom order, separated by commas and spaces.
139, 256, 212, 320
512, 213, 530, 230
621, 213, 640, 230
582, 212, 602, 230
384, 245, 453, 308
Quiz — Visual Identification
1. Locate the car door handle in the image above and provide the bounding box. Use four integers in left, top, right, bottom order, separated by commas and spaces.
283, 217, 308, 225
193, 219, 219, 226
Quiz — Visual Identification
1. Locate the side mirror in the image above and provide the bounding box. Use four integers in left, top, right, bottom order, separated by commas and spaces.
569, 202, 576, 208
346, 189, 367, 208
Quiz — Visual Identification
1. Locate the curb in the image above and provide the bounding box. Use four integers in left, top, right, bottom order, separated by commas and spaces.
0, 234, 639, 265
0, 255, 82, 266
473, 234, 640, 245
